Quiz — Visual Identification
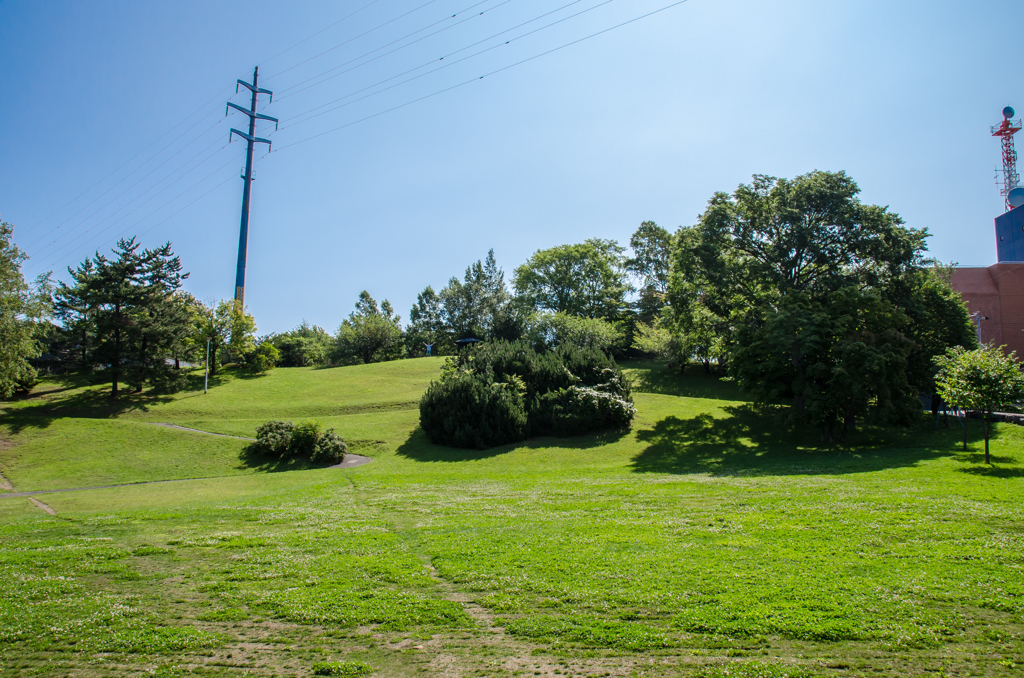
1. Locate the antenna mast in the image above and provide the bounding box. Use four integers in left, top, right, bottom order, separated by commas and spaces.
227, 67, 278, 306
991, 106, 1022, 212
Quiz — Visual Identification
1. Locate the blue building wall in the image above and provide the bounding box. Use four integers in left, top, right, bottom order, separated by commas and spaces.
995, 205, 1024, 262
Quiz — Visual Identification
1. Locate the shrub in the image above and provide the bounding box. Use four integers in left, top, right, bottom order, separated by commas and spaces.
275, 335, 329, 367
244, 341, 279, 373
291, 420, 323, 457
253, 420, 293, 457
310, 660, 372, 677
419, 340, 633, 449
251, 419, 347, 464
312, 428, 348, 464
420, 373, 528, 449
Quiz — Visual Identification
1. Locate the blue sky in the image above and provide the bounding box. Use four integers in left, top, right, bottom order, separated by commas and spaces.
1, 0, 1022, 334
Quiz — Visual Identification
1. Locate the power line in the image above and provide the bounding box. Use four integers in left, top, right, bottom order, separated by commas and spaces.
274, 0, 507, 100
283, 0, 613, 130
258, 0, 385, 72
276, 0, 691, 152
263, 0, 441, 83
22, 91, 230, 251
40, 151, 241, 273
28, 116, 229, 262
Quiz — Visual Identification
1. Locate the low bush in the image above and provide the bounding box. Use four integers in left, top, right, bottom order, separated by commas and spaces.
419, 339, 634, 449
243, 341, 279, 374
310, 660, 373, 677
251, 420, 347, 464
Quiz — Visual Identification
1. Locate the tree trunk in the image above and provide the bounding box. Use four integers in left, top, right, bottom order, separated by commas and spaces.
210, 345, 218, 376
963, 414, 968, 451
111, 319, 120, 399
174, 357, 180, 370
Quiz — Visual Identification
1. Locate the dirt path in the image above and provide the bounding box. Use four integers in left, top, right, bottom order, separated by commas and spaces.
150, 422, 255, 440
0, 454, 372, 500
29, 497, 56, 515
0, 470, 13, 491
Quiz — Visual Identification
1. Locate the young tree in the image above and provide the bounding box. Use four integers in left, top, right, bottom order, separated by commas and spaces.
219, 299, 257, 367
529, 312, 624, 353
335, 291, 404, 365
935, 345, 1024, 462
54, 257, 97, 371
0, 222, 50, 398
514, 239, 631, 320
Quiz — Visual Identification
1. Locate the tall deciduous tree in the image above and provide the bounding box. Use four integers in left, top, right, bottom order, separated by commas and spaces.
935, 345, 1024, 462
514, 239, 631, 320
668, 171, 933, 437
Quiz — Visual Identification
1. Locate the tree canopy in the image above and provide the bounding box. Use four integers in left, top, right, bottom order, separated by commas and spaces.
935, 345, 1024, 462
514, 239, 631, 320
667, 171, 971, 440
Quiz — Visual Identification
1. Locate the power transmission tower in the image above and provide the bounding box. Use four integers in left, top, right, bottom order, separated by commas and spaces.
227, 67, 278, 306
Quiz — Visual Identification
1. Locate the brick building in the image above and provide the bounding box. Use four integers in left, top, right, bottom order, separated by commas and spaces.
949, 204, 1024, 357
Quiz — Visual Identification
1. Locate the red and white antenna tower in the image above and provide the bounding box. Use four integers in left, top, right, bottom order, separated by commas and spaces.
992, 106, 1022, 212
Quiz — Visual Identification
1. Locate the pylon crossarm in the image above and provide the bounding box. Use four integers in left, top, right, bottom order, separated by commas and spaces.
225, 102, 279, 129
235, 79, 273, 101
229, 129, 272, 147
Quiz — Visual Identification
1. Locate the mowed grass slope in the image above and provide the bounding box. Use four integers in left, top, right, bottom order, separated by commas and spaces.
0, 359, 1022, 677
0, 358, 442, 489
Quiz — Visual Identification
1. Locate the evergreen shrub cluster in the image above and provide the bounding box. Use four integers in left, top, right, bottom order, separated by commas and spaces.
419, 340, 634, 449
252, 420, 347, 464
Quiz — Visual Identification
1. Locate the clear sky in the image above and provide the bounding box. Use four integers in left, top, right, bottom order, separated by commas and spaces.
2, 0, 1022, 334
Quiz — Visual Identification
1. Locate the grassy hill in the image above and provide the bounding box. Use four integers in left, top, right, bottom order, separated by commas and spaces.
0, 358, 1022, 677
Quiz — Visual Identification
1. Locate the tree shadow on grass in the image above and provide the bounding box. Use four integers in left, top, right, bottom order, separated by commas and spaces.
236, 444, 324, 473
0, 372, 230, 434
395, 427, 631, 463
631, 405, 962, 477
619, 359, 746, 401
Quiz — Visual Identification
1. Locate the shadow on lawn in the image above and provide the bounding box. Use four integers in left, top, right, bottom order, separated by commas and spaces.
630, 406, 968, 477
0, 372, 229, 433
395, 427, 631, 463
620, 359, 746, 401
236, 445, 321, 473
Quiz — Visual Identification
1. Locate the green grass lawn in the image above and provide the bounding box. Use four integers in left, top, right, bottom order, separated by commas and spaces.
0, 358, 1022, 677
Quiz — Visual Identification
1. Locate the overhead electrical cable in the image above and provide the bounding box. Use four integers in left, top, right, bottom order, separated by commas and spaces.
262, 0, 441, 83
29, 115, 229, 262
274, 0, 509, 100
276, 0, 691, 151
283, 0, 614, 129
23, 92, 230, 252
41, 151, 242, 272
258, 0, 385, 71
